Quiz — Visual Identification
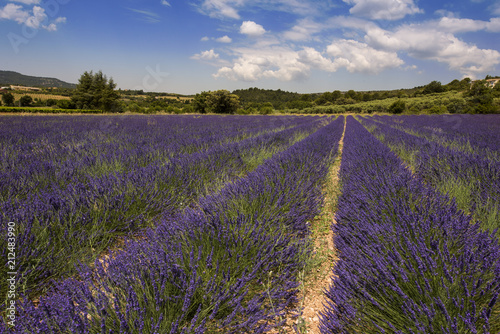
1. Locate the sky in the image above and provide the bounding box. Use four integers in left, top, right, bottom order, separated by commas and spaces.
1, 0, 500, 95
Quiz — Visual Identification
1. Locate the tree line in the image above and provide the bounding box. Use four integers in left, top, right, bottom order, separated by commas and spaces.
1, 71, 499, 114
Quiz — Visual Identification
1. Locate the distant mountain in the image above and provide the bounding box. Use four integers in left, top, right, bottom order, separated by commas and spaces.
0, 70, 76, 89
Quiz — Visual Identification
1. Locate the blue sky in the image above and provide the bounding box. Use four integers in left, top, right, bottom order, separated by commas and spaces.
1, 0, 499, 94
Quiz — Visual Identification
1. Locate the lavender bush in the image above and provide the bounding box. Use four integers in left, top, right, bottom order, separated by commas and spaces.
2, 116, 344, 332
321, 116, 500, 333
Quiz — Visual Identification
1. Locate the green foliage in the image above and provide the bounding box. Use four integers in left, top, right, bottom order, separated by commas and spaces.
202, 90, 240, 114
388, 99, 406, 114
445, 78, 471, 91
193, 91, 210, 113
232, 87, 301, 109
315, 90, 342, 105
45, 99, 57, 107
493, 83, 500, 97
2, 92, 14, 106
259, 102, 274, 115
127, 102, 145, 113
72, 70, 121, 112
286, 99, 313, 110
19, 95, 33, 107
466, 80, 496, 114
182, 104, 195, 113
56, 99, 76, 109
422, 81, 445, 94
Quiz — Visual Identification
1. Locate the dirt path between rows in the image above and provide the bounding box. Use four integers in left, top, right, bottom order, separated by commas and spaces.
272, 117, 346, 333
301, 116, 346, 333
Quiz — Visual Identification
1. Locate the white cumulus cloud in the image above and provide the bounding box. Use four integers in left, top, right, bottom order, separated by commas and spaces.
240, 21, 266, 36
298, 47, 337, 72
326, 39, 404, 73
0, 3, 65, 31
191, 49, 220, 60
0, 3, 29, 23
215, 46, 310, 81
343, 0, 423, 20
437, 17, 488, 33
364, 24, 500, 76
216, 35, 232, 43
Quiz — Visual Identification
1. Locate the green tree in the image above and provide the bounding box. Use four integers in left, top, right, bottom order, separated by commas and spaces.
193, 91, 210, 113
2, 92, 14, 106
72, 71, 121, 112
466, 80, 495, 113
422, 81, 445, 94
19, 95, 33, 107
492, 82, 500, 97
388, 99, 406, 114
205, 90, 240, 114
46, 99, 57, 107
345, 90, 358, 100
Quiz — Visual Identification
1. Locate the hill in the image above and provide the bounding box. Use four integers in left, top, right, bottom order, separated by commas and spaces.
0, 70, 76, 89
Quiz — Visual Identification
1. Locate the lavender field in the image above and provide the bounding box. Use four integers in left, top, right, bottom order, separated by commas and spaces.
0, 114, 499, 333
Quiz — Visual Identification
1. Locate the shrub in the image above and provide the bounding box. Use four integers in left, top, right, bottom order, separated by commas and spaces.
388, 99, 406, 114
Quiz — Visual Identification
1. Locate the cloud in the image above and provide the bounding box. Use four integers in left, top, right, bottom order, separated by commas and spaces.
161, 0, 171, 6
201, 36, 210, 41
216, 35, 232, 43
487, 17, 500, 32
492, 2, 500, 15
437, 17, 488, 33
197, 0, 334, 20
0, 3, 29, 24
199, 0, 241, 19
283, 18, 324, 41
127, 8, 161, 23
240, 21, 266, 36
8, 0, 40, 4
0, 3, 65, 31
343, 0, 423, 20
214, 46, 310, 81
191, 49, 220, 60
435, 16, 500, 33
25, 5, 47, 29
298, 47, 337, 71
326, 39, 404, 73
364, 23, 500, 76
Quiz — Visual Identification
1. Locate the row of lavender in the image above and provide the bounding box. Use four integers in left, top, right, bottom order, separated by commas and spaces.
378, 114, 500, 159
4, 117, 344, 333
321, 116, 500, 333
361, 115, 500, 236
0, 115, 324, 307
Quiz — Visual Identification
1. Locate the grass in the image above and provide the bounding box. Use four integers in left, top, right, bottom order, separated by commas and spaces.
11, 93, 71, 101
363, 119, 500, 238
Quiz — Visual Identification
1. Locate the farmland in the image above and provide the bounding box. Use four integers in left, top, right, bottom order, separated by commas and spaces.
0, 114, 499, 333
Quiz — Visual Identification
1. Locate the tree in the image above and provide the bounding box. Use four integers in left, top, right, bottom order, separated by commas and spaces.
422, 81, 445, 94
193, 91, 210, 113
388, 99, 406, 114
19, 95, 33, 107
345, 90, 358, 100
2, 92, 14, 106
466, 80, 495, 114
46, 99, 57, 107
205, 90, 240, 114
72, 71, 121, 112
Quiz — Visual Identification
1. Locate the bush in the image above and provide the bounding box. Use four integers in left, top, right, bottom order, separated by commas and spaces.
388, 99, 406, 114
